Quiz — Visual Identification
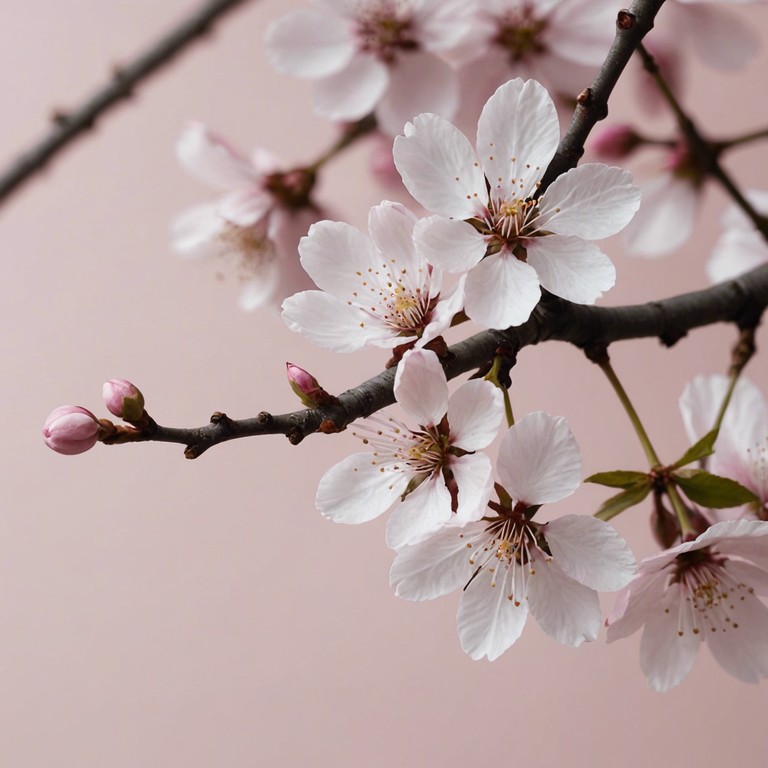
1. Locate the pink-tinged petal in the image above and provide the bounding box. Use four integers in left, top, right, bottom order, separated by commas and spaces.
419, 274, 466, 345
171, 203, 228, 259
543, 515, 637, 591
394, 349, 449, 427
458, 566, 528, 660
639, 584, 701, 691
525, 235, 615, 304
390, 527, 475, 601
450, 453, 495, 525
687, 4, 759, 70
463, 251, 541, 329
538, 164, 640, 239
386, 474, 453, 550
282, 291, 397, 352
375, 51, 459, 137
606, 570, 669, 642
413, 216, 487, 272
269, 208, 321, 298
176, 122, 258, 190
708, 228, 768, 283
527, 557, 601, 646
413, 0, 476, 50
447, 380, 503, 451
705, 520, 768, 567
218, 188, 272, 227
497, 412, 582, 506
265, 10, 355, 78
725, 560, 768, 599
316, 452, 409, 524
238, 266, 279, 311
678, 373, 730, 443
477, 79, 560, 202
298, 219, 379, 298
312, 54, 389, 121
623, 174, 698, 258
546, 1, 617, 65
367, 200, 418, 265
393, 113, 487, 219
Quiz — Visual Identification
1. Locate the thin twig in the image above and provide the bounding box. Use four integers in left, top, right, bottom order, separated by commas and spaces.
0, 0, 255, 206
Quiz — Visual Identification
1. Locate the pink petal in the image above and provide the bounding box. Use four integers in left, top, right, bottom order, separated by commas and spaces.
312, 53, 389, 121
447, 380, 503, 451
413, 216, 487, 272
605, 570, 668, 642
394, 348, 449, 427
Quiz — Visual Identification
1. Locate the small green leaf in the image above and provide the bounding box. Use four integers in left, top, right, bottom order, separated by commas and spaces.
672, 469, 759, 508
594, 483, 652, 522
671, 429, 719, 469
585, 470, 650, 489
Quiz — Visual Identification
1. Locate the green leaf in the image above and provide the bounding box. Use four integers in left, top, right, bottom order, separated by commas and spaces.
672, 469, 759, 508
594, 483, 652, 522
671, 429, 719, 469
585, 470, 650, 489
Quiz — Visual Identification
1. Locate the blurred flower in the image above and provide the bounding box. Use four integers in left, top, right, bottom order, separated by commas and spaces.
607, 519, 768, 691
391, 412, 636, 659
43, 406, 102, 455
394, 78, 639, 329
590, 125, 642, 161
316, 348, 504, 549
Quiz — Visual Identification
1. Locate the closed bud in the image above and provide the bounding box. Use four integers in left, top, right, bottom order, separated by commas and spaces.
103, 378, 145, 422
43, 405, 102, 455
286, 362, 337, 408
591, 125, 641, 160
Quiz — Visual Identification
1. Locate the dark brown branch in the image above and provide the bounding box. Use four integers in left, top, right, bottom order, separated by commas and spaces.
128, 263, 767, 458
0, 0, 255, 206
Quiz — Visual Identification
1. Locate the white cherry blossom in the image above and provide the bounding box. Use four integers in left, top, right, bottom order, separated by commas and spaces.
281, 201, 465, 352
266, 0, 475, 136
391, 412, 636, 660
393, 78, 640, 329
316, 348, 504, 549
607, 519, 768, 691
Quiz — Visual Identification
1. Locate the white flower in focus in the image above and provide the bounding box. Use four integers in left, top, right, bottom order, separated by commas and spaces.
607, 520, 768, 691
680, 375, 768, 520
707, 190, 768, 283
266, 0, 474, 136
281, 201, 465, 352
171, 122, 318, 310
393, 78, 640, 329
316, 348, 504, 550
391, 412, 636, 660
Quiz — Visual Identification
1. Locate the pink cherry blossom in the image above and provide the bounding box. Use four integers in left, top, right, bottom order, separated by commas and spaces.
266, 0, 474, 136
393, 78, 640, 329
43, 406, 102, 455
171, 122, 318, 311
102, 379, 145, 421
607, 519, 768, 691
281, 201, 465, 352
316, 348, 504, 549
391, 412, 636, 660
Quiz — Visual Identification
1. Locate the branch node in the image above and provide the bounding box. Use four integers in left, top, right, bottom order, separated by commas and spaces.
256, 411, 273, 425
616, 10, 636, 31
210, 411, 234, 430
584, 341, 610, 365
184, 445, 201, 459
319, 419, 345, 435
286, 427, 305, 445
576, 88, 592, 106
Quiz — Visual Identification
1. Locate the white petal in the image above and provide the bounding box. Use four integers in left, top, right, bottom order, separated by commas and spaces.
538, 164, 640, 239
687, 4, 760, 70
316, 452, 409, 524
525, 235, 615, 304
724, 560, 768, 597
367, 200, 418, 263
546, 1, 617, 65
447, 380, 504, 451
312, 54, 389, 121
419, 274, 465, 346
678, 373, 730, 443
450, 453, 494, 525
527, 556, 601, 646
265, 10, 355, 78
393, 113, 487, 219
477, 79, 560, 202
497, 412, 582, 506
171, 203, 228, 259
390, 527, 476, 601
375, 51, 459, 137
238, 267, 279, 311
623, 174, 699, 258
606, 570, 668, 642
394, 348, 448, 426
544, 515, 637, 591
218, 188, 272, 227
386, 474, 453, 550
463, 251, 541, 329
708, 228, 768, 284
458, 566, 528, 660
413, 216, 487, 272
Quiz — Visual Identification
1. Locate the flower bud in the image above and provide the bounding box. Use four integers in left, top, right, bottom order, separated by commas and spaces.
591, 125, 641, 160
103, 378, 145, 422
286, 362, 339, 408
42, 405, 101, 455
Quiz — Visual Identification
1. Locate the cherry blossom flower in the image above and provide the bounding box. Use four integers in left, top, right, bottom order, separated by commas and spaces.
680, 375, 768, 520
266, 0, 474, 136
316, 348, 504, 549
393, 78, 640, 329
707, 190, 768, 283
281, 201, 465, 352
607, 519, 768, 691
391, 412, 636, 660
171, 122, 319, 311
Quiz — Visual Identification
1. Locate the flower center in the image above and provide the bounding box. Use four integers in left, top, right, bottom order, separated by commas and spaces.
357, 5, 418, 63
218, 221, 277, 274
494, 4, 548, 63
480, 196, 541, 257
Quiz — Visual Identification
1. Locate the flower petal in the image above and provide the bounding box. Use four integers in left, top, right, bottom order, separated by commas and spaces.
413, 216, 487, 272
606, 570, 668, 642
394, 348, 449, 426
312, 53, 389, 121
367, 200, 418, 264
386, 474, 452, 550
171, 203, 228, 259
451, 452, 495, 525
447, 380, 504, 451
238, 266, 279, 311
687, 4, 760, 70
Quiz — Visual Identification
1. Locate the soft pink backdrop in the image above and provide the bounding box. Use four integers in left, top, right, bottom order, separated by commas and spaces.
2, 1, 767, 765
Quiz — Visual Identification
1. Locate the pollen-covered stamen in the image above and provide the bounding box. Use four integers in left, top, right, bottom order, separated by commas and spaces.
493, 3, 548, 63
218, 221, 277, 276
356, 5, 419, 63
481, 194, 546, 257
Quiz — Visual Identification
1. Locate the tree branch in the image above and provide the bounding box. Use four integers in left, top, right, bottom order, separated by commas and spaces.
0, 0, 255, 206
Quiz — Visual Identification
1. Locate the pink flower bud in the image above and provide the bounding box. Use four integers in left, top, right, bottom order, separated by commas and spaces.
42, 405, 101, 455
286, 362, 323, 407
591, 125, 641, 160
103, 378, 145, 421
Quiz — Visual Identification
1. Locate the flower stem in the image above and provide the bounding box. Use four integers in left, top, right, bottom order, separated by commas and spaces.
485, 355, 514, 427
714, 326, 757, 433
665, 482, 695, 537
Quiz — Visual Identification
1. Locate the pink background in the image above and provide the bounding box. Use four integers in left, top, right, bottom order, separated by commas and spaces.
2, 1, 767, 765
